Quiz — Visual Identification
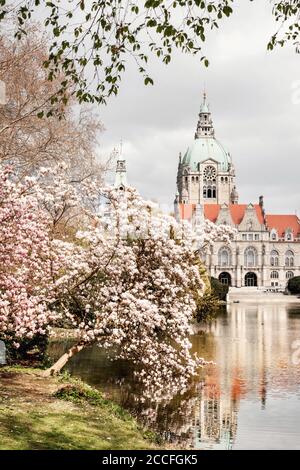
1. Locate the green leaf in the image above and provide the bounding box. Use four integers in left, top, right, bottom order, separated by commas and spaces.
223, 6, 233, 17
144, 77, 154, 86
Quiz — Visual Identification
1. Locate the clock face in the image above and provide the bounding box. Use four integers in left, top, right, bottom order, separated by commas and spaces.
204, 165, 216, 180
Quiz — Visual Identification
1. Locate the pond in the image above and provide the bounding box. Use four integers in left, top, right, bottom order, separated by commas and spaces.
48, 302, 300, 450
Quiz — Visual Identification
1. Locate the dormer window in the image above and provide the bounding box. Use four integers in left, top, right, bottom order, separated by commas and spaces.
285, 228, 293, 241
270, 229, 277, 241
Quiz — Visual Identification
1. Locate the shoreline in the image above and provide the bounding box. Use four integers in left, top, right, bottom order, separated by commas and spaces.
227, 292, 300, 304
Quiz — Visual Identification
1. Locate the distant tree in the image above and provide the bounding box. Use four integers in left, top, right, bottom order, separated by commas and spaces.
0, 1, 299, 108
288, 276, 300, 295
0, 25, 108, 186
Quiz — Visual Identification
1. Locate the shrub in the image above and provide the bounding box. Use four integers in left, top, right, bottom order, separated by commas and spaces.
195, 291, 219, 322
210, 277, 229, 301
288, 276, 300, 295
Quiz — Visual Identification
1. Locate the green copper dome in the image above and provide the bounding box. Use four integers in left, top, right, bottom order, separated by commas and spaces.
182, 137, 231, 172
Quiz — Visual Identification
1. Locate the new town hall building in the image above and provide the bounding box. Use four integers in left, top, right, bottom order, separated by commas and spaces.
174, 94, 300, 288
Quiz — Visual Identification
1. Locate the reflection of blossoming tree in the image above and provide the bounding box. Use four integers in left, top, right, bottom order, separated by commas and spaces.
44, 186, 234, 398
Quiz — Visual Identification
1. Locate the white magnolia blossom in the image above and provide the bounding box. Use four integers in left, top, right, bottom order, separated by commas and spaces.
51, 186, 235, 399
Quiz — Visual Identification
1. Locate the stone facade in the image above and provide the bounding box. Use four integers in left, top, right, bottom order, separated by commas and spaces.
175, 94, 300, 289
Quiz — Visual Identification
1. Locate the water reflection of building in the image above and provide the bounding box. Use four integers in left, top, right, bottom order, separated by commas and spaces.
196, 381, 239, 450
194, 303, 300, 449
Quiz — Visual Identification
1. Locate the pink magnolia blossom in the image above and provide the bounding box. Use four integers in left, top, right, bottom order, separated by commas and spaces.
0, 167, 61, 347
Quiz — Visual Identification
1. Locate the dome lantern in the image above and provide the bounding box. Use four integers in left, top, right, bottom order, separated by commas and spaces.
195, 92, 215, 139
182, 92, 231, 172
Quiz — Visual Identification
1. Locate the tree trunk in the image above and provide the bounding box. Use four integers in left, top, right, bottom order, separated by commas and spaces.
43, 343, 85, 377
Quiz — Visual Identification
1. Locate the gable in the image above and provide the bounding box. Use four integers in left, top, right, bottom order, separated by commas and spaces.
204, 204, 264, 227
215, 205, 235, 226
238, 204, 265, 231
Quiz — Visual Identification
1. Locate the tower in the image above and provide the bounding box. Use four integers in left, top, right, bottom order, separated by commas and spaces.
176, 92, 237, 206
114, 159, 127, 191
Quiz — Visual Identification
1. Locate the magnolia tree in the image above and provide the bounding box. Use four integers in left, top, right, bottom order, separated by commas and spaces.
0, 162, 234, 395
0, 166, 62, 355
45, 186, 234, 399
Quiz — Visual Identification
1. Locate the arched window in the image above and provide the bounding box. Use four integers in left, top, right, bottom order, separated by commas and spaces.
219, 272, 231, 286
207, 186, 212, 198
270, 250, 279, 267
285, 228, 293, 241
286, 271, 294, 280
271, 271, 279, 279
270, 229, 277, 241
203, 186, 207, 198
218, 247, 232, 267
285, 250, 294, 267
244, 247, 258, 268
212, 186, 216, 198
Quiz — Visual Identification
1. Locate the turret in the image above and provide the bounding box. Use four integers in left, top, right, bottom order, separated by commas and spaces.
114, 159, 127, 190
230, 186, 239, 205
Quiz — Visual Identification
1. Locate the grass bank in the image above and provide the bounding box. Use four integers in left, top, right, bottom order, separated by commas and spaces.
0, 366, 159, 450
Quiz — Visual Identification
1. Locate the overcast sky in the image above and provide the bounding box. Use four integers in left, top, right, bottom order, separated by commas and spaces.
97, 1, 300, 216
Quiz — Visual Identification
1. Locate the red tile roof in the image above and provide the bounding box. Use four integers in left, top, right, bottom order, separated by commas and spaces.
205, 204, 265, 225
265, 214, 300, 238
179, 203, 195, 220
179, 203, 264, 225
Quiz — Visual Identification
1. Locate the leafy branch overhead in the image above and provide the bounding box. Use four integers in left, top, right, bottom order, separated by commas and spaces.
0, 1, 299, 108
